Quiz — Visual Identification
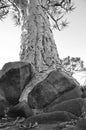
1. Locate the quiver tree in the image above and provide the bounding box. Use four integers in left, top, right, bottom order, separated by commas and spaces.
0, 0, 74, 101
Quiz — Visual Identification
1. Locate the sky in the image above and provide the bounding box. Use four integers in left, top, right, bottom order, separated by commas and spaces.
0, 0, 86, 69
53, 0, 86, 65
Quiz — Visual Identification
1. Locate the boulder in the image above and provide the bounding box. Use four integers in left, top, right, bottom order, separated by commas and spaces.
7, 101, 33, 118
0, 88, 8, 118
0, 88, 6, 102
28, 81, 58, 108
0, 101, 6, 118
0, 61, 33, 105
61, 126, 77, 130
64, 119, 86, 130
75, 118, 86, 130
44, 86, 82, 107
24, 111, 78, 126
44, 98, 85, 117
28, 70, 82, 109
81, 87, 86, 98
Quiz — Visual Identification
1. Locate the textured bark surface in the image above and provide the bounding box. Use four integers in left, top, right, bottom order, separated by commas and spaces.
20, 0, 60, 73
19, 0, 62, 102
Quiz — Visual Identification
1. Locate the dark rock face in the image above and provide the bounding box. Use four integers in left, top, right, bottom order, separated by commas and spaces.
0, 101, 6, 118
0, 88, 8, 118
24, 111, 78, 125
76, 118, 86, 130
0, 62, 83, 120
7, 101, 33, 118
66, 119, 86, 130
0, 61, 33, 105
28, 81, 58, 108
44, 98, 85, 117
45, 86, 82, 107
0, 88, 6, 102
28, 70, 82, 109
81, 87, 86, 98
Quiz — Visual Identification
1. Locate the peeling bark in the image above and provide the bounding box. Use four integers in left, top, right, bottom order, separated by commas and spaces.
20, 0, 61, 73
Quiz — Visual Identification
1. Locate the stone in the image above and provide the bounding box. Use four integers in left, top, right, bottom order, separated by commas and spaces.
28, 80, 58, 108
24, 111, 78, 126
28, 70, 82, 109
7, 101, 33, 118
81, 87, 86, 98
44, 98, 85, 117
0, 88, 6, 102
75, 118, 86, 130
6, 126, 20, 130
44, 86, 82, 108
0, 61, 33, 105
0, 88, 8, 118
61, 126, 77, 130
64, 119, 86, 130
0, 101, 6, 118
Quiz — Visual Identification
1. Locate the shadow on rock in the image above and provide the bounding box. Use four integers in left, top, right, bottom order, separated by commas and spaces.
44, 98, 85, 117
24, 111, 78, 126
7, 101, 33, 118
0, 61, 33, 105
28, 70, 82, 109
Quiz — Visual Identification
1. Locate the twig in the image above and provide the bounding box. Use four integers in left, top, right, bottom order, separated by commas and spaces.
8, 0, 20, 17
47, 10, 61, 30
0, 5, 9, 9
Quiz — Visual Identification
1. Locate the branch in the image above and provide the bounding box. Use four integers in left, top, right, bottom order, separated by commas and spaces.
40, 4, 60, 30
48, 0, 72, 11
8, 0, 20, 12
47, 10, 61, 31
56, 14, 64, 21
8, 0, 21, 24
41, 3, 63, 31
0, 5, 9, 9
38, 0, 73, 31
0, 1, 10, 19
48, 1, 62, 7
0, 9, 9, 20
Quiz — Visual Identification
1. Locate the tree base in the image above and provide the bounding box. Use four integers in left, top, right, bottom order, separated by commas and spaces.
19, 66, 58, 102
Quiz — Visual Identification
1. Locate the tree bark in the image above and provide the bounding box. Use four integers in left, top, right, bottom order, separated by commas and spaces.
20, 0, 60, 72
19, 0, 61, 102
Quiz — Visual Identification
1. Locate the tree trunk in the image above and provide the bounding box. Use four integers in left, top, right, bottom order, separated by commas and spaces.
19, 0, 61, 101
20, 0, 60, 72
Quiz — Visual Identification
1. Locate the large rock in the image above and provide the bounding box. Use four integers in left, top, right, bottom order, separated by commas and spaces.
28, 70, 82, 109
75, 118, 86, 130
0, 101, 7, 118
7, 101, 33, 118
44, 98, 85, 117
0, 61, 33, 105
64, 119, 86, 130
0, 88, 8, 118
44, 86, 82, 107
24, 111, 78, 126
